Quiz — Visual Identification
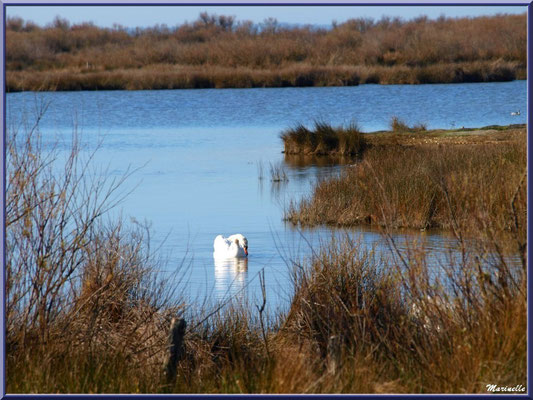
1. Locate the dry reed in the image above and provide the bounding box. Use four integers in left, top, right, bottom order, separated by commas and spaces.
286, 126, 526, 233
6, 12, 526, 91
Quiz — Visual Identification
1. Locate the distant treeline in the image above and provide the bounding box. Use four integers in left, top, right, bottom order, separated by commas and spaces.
6, 12, 527, 91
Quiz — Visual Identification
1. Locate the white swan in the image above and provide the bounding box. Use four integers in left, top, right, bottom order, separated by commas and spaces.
511, 110, 521, 116
213, 234, 248, 258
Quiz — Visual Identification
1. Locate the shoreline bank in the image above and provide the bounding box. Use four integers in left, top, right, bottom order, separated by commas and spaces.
7, 62, 526, 92
285, 123, 526, 230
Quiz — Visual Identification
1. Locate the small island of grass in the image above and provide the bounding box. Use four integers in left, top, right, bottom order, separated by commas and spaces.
284, 120, 526, 233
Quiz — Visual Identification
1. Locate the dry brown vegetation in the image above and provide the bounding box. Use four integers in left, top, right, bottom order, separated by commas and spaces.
281, 121, 366, 156
286, 124, 526, 234
6, 105, 184, 392
279, 121, 527, 393
6, 12, 527, 91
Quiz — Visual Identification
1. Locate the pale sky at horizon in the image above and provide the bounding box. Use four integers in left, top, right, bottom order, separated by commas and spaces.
6, 4, 528, 29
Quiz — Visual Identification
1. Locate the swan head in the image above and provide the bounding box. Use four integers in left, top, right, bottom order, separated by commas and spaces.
233, 234, 248, 256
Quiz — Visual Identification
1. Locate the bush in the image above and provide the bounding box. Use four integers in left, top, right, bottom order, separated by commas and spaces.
5, 13, 527, 90
6, 103, 184, 392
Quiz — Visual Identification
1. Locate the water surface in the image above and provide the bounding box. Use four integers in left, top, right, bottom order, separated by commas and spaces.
6, 81, 526, 312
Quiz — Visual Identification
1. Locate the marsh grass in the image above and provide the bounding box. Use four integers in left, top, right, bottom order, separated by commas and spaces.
390, 116, 427, 133
6, 61, 524, 92
281, 121, 366, 156
170, 231, 526, 393
286, 128, 526, 233
281, 232, 526, 393
6, 13, 526, 91
6, 106, 184, 393
269, 162, 288, 182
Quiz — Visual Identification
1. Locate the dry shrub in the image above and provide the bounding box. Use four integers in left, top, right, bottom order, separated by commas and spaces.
6, 103, 184, 393
6, 12, 526, 91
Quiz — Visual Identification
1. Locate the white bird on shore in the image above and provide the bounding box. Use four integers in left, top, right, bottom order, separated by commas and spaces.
213, 234, 249, 258
511, 110, 521, 116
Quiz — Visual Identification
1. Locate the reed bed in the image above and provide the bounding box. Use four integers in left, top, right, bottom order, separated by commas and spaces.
6, 12, 526, 91
286, 126, 526, 235
6, 60, 523, 92
281, 232, 526, 393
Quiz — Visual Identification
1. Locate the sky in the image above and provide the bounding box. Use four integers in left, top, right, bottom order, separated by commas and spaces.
6, 4, 528, 29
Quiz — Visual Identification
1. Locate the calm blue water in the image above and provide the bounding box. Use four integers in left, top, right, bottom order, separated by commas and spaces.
8, 81, 526, 133
6, 81, 527, 312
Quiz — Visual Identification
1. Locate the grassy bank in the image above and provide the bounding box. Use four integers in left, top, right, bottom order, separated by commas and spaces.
6, 12, 526, 91
7, 60, 523, 92
7, 112, 526, 393
286, 123, 526, 234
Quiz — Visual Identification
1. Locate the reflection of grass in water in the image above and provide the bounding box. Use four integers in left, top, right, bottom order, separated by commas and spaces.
256, 160, 265, 180
269, 161, 288, 182
283, 153, 355, 168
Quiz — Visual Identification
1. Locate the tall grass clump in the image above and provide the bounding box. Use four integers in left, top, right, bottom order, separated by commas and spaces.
284, 239, 410, 375
390, 116, 427, 133
281, 121, 366, 156
168, 303, 273, 394
6, 104, 184, 393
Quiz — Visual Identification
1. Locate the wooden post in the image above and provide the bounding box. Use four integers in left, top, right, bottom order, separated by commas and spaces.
166, 317, 186, 382
327, 335, 341, 375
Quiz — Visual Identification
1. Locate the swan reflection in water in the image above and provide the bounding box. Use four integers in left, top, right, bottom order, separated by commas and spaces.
214, 257, 249, 301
